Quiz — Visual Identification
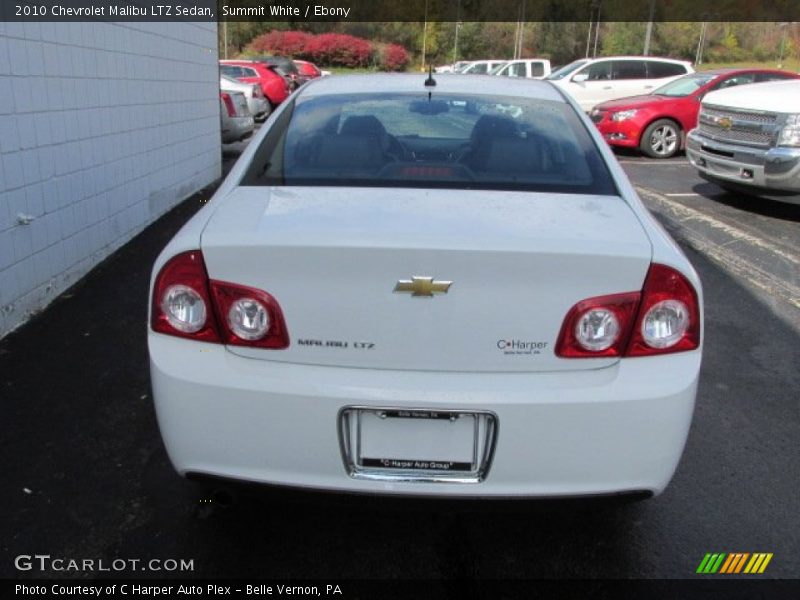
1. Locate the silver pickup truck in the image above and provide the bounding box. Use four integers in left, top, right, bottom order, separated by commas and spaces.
686, 79, 800, 203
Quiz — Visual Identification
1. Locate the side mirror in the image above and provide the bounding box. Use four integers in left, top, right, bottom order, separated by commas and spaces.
572, 73, 589, 83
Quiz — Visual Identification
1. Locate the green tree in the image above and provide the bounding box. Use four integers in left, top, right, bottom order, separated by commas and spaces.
602, 22, 647, 56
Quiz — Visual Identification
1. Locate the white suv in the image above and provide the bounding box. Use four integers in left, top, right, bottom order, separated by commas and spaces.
459, 60, 507, 75
491, 58, 552, 79
547, 56, 694, 112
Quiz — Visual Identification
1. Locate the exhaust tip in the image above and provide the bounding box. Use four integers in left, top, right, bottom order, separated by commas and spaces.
211, 488, 236, 508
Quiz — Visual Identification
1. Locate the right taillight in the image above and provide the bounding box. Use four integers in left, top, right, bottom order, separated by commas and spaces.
220, 92, 236, 117
556, 263, 700, 359
625, 263, 700, 356
151, 250, 289, 349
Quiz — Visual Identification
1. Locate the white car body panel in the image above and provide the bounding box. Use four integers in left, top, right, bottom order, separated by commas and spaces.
150, 74, 703, 498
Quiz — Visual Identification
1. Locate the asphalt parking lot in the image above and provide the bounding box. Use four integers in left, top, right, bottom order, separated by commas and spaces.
1, 143, 798, 581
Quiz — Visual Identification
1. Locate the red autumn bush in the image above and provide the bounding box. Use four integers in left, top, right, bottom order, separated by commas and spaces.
245, 30, 408, 71
304, 33, 372, 67
378, 44, 409, 71
249, 30, 313, 56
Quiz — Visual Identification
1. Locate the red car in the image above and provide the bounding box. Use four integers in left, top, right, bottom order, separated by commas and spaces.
293, 59, 323, 80
219, 60, 290, 108
591, 68, 799, 158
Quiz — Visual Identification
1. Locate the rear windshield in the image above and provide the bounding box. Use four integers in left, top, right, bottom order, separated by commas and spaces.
242, 92, 617, 195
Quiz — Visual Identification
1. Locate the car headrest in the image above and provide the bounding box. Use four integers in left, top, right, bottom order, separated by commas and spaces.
340, 115, 388, 138
470, 115, 518, 145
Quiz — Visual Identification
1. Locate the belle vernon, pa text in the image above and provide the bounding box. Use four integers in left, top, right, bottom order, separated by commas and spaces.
16, 584, 344, 596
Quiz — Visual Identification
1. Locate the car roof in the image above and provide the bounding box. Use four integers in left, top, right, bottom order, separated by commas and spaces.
686, 67, 797, 78
298, 73, 567, 102
220, 60, 277, 71
583, 56, 690, 64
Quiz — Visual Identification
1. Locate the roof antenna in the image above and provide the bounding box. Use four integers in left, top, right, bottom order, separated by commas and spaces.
424, 65, 436, 101
424, 65, 437, 88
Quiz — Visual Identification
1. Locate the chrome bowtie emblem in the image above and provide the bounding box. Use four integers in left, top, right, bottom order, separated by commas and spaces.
717, 116, 733, 130
394, 276, 452, 297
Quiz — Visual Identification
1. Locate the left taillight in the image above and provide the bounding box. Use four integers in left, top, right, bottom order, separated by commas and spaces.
151, 251, 220, 343
209, 281, 289, 349
151, 251, 290, 349
555, 292, 641, 358
220, 92, 236, 117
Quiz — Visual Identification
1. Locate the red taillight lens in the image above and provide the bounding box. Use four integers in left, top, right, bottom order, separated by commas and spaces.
555, 292, 641, 358
151, 251, 289, 349
555, 263, 700, 359
626, 263, 700, 356
220, 92, 236, 117
151, 251, 220, 343
209, 281, 290, 349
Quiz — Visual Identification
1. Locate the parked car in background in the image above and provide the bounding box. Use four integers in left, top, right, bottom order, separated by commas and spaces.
490, 58, 552, 79
547, 56, 694, 112
220, 75, 270, 122
219, 91, 254, 144
592, 69, 799, 158
687, 79, 800, 203
459, 60, 508, 75
293, 59, 323, 80
219, 60, 290, 108
251, 56, 308, 88
150, 74, 703, 501
435, 61, 470, 73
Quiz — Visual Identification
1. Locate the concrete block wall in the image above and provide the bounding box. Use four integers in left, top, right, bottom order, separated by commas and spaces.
0, 21, 221, 338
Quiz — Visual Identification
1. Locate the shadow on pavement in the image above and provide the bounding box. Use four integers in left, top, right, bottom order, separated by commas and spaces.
691, 184, 800, 222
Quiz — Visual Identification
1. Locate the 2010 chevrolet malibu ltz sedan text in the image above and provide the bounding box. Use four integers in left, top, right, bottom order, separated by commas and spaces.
149, 74, 703, 499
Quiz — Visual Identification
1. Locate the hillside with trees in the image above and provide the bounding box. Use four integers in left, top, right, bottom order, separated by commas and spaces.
220, 22, 799, 70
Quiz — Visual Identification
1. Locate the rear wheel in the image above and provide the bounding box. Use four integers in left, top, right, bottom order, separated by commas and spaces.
255, 102, 272, 123
640, 119, 680, 159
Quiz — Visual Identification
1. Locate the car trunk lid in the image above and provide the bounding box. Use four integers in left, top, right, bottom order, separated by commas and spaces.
200, 187, 652, 372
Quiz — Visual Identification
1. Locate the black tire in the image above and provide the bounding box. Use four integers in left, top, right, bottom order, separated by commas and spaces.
640, 119, 681, 159
255, 102, 272, 123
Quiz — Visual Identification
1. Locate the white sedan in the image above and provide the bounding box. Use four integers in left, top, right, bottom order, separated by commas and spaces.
149, 74, 703, 499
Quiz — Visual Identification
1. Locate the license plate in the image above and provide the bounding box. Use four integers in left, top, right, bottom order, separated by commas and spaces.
359, 409, 476, 472
338, 407, 498, 482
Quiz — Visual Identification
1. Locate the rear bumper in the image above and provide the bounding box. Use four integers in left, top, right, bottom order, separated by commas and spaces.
247, 97, 269, 120
149, 334, 700, 498
686, 130, 800, 193
221, 116, 254, 144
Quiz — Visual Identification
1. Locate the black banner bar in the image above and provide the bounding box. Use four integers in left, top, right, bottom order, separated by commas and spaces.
3, 0, 800, 22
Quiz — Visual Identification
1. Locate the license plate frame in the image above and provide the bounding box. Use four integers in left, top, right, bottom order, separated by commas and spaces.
338, 407, 498, 483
